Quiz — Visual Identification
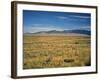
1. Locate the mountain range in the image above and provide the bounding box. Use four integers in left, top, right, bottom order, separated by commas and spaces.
31, 30, 91, 35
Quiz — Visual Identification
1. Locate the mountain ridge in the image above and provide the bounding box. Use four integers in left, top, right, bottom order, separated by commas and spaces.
26, 29, 91, 35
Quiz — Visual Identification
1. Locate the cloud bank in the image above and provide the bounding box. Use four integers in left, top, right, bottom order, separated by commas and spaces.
24, 24, 64, 33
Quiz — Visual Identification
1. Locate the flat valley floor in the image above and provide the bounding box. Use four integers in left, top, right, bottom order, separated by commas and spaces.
23, 35, 91, 69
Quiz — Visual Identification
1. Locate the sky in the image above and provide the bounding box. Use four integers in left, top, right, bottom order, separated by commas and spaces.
23, 10, 91, 33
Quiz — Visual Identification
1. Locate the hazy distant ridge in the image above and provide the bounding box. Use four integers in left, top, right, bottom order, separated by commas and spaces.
29, 30, 91, 35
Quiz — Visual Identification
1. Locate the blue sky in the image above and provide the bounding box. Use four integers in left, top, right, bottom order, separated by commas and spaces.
23, 10, 91, 33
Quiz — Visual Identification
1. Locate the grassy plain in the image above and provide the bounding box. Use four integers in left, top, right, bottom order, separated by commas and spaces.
23, 35, 91, 69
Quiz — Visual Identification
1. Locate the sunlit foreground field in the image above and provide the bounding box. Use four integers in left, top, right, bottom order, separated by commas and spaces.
23, 35, 91, 69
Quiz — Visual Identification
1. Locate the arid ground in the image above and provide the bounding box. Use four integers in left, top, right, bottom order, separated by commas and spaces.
23, 35, 91, 69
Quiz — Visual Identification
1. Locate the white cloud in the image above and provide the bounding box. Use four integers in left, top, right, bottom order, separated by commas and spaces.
56, 16, 68, 19
24, 25, 64, 33
71, 15, 90, 19
56, 15, 90, 20
68, 26, 90, 31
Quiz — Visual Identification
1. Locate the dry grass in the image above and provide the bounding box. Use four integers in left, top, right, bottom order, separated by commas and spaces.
23, 35, 91, 69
